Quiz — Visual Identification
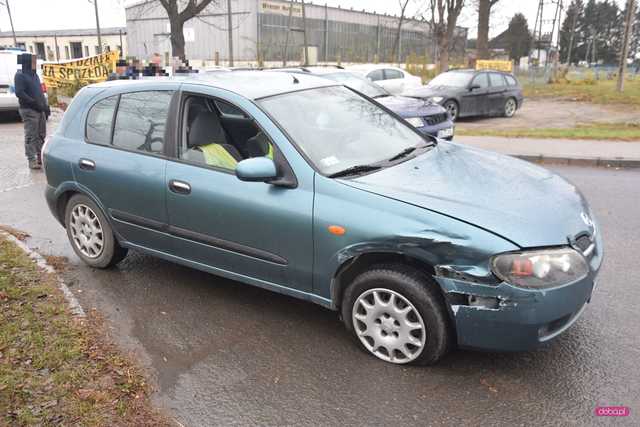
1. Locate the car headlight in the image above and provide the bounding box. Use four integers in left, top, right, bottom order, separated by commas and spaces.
491, 247, 589, 289
405, 117, 424, 128
429, 96, 444, 103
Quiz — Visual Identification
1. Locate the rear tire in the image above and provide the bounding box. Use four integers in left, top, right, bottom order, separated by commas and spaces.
64, 194, 128, 268
342, 264, 452, 365
503, 97, 517, 118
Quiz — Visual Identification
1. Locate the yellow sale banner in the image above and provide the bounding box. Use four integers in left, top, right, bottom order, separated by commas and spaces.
475, 60, 513, 72
42, 51, 119, 87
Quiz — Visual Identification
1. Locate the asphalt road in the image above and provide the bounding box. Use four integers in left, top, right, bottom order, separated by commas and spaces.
1, 115, 638, 426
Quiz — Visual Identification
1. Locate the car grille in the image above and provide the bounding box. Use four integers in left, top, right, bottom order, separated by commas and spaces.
424, 113, 448, 126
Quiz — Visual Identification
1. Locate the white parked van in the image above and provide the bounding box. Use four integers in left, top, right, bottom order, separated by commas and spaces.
0, 49, 47, 113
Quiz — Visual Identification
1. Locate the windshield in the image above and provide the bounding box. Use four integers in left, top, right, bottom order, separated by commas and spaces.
322, 72, 388, 98
259, 86, 426, 176
427, 71, 473, 88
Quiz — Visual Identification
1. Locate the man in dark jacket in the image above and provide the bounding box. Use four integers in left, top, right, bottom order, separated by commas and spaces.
15, 53, 50, 169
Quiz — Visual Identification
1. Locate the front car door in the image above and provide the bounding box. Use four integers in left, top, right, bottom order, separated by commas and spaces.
460, 72, 490, 117
488, 72, 508, 115
164, 84, 315, 294
74, 84, 179, 253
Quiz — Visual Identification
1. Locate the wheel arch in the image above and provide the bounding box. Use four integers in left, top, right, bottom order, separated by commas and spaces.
52, 182, 111, 230
330, 251, 438, 311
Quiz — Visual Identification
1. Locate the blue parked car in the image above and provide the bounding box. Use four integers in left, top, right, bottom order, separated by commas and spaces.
271, 67, 454, 140
43, 71, 602, 365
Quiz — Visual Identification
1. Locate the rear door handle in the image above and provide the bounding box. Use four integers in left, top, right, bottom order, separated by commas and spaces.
169, 179, 191, 195
79, 158, 95, 171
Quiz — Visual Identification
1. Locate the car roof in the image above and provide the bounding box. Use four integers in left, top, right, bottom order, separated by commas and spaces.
448, 68, 513, 75
348, 64, 402, 72
89, 70, 337, 100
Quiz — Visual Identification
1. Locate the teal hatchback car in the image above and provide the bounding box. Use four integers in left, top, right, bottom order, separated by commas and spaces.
43, 72, 602, 365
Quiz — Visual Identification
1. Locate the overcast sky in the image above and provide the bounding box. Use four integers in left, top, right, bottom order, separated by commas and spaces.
0, 0, 629, 39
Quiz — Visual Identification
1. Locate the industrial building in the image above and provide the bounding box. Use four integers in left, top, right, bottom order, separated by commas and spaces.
125, 0, 467, 65
0, 27, 126, 61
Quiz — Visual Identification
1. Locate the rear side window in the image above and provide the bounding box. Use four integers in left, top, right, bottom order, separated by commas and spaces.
489, 73, 506, 87
112, 91, 173, 154
505, 74, 518, 86
367, 69, 384, 81
384, 69, 404, 79
86, 95, 117, 145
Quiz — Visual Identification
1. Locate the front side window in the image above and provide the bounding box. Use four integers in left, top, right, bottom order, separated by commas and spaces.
384, 69, 404, 79
259, 86, 426, 176
112, 91, 173, 154
86, 95, 118, 145
428, 71, 473, 88
505, 74, 517, 86
367, 69, 384, 81
472, 73, 489, 89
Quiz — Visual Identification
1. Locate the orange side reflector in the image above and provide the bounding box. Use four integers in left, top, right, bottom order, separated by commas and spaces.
328, 225, 346, 236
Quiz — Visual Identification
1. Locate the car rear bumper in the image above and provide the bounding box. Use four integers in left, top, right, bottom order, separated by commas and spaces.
0, 94, 19, 111
435, 266, 600, 352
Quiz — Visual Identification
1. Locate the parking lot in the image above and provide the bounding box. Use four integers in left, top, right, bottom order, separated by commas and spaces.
0, 112, 638, 426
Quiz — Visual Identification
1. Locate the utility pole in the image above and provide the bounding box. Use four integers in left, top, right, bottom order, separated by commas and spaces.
4, 0, 17, 46
282, 0, 294, 66
301, 0, 308, 65
92, 0, 103, 54
566, 4, 578, 64
227, 0, 234, 66
618, 0, 636, 92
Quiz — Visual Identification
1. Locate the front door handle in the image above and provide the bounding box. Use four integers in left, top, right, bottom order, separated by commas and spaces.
169, 179, 191, 195
79, 158, 95, 171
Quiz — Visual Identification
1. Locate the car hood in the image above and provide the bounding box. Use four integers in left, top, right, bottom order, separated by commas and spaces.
344, 142, 593, 248
375, 95, 446, 117
402, 85, 458, 99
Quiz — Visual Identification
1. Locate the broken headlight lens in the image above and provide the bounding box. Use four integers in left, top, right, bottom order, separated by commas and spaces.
491, 247, 589, 289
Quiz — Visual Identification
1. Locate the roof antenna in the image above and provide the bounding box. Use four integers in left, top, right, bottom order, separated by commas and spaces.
291, 74, 299, 84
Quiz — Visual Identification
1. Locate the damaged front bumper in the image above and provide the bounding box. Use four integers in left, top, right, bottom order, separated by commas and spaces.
435, 273, 597, 352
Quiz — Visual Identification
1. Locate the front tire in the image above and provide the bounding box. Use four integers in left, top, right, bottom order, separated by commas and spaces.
504, 97, 517, 118
443, 100, 459, 121
64, 194, 128, 268
342, 265, 452, 365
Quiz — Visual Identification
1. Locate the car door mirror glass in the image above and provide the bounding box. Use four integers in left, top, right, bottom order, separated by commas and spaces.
235, 157, 278, 183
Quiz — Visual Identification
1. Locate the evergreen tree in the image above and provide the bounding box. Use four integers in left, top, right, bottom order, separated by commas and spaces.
505, 13, 532, 61
559, 0, 584, 64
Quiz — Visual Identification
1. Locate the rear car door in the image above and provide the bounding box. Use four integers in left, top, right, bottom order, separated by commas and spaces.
381, 68, 405, 94
488, 72, 508, 114
164, 84, 315, 292
461, 72, 490, 116
74, 85, 178, 253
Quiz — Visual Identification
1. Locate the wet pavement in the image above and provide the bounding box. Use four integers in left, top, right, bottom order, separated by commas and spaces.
0, 114, 638, 426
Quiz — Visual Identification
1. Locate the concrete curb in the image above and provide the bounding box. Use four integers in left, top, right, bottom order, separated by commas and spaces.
0, 231, 85, 317
512, 154, 640, 168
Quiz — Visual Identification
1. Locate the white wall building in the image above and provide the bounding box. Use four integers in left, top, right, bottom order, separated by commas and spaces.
0, 27, 127, 61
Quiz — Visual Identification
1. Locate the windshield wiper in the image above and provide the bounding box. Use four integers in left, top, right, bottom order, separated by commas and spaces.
373, 94, 390, 99
387, 146, 417, 162
328, 164, 382, 178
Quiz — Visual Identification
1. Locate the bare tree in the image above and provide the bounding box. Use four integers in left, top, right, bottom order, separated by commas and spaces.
476, 0, 499, 59
391, 0, 411, 63
158, 0, 218, 59
425, 0, 466, 72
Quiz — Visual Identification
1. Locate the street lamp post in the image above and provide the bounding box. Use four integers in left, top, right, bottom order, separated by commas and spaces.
91, 0, 103, 54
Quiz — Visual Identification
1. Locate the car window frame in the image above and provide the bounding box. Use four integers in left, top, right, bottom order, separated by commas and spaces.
488, 72, 507, 88
83, 89, 178, 160
471, 72, 490, 89
171, 90, 294, 182
383, 68, 404, 80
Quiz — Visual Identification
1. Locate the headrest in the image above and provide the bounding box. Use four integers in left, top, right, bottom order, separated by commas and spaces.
246, 132, 270, 157
188, 111, 227, 148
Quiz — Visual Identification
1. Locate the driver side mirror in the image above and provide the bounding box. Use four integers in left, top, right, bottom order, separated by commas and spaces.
235, 157, 278, 183
469, 84, 481, 91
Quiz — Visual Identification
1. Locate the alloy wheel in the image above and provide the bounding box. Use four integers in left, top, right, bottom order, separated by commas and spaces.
69, 204, 104, 258
352, 288, 426, 364
505, 99, 516, 117
444, 101, 458, 121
